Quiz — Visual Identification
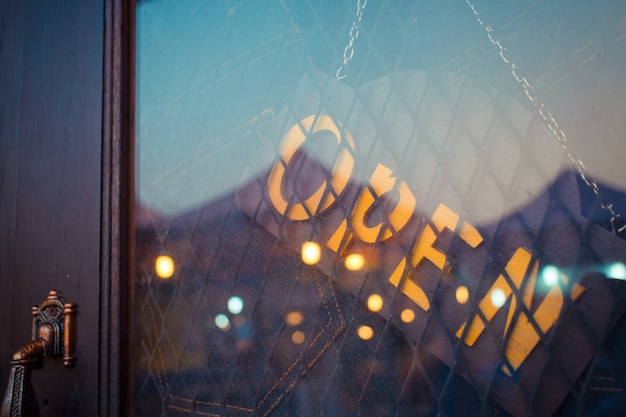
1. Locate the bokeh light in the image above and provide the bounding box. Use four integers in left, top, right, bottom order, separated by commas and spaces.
540, 265, 560, 287
155, 255, 175, 279
345, 253, 365, 271
456, 285, 469, 304
367, 294, 384, 313
357, 325, 374, 340
606, 262, 626, 280
301, 241, 321, 265
400, 309, 415, 323
215, 314, 231, 331
285, 310, 304, 326
228, 296, 244, 315
490, 288, 506, 308
291, 331, 306, 344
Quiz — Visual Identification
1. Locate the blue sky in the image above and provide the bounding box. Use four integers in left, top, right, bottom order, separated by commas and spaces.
136, 0, 626, 218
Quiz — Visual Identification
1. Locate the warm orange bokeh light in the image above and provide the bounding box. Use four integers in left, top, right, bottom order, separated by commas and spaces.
400, 309, 415, 323
345, 253, 365, 271
301, 241, 321, 265
367, 294, 384, 313
291, 331, 306, 344
155, 255, 175, 279
456, 285, 469, 304
285, 310, 304, 326
357, 325, 374, 340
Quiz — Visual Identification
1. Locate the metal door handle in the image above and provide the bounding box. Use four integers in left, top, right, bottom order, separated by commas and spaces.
1, 290, 76, 417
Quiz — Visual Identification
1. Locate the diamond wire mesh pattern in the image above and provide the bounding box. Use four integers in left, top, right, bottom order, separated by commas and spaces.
134, 1, 626, 416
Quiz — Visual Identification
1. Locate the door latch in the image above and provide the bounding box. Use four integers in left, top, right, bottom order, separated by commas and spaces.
1, 290, 77, 417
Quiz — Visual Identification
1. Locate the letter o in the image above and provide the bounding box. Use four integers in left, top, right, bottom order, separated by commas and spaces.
267, 115, 356, 220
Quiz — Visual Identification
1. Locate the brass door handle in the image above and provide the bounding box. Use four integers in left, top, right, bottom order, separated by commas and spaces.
1, 290, 77, 417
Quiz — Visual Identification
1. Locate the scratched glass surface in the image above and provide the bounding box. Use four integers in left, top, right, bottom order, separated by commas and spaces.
134, 1, 626, 416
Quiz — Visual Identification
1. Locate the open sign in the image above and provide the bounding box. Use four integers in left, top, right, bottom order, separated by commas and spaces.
237, 107, 626, 416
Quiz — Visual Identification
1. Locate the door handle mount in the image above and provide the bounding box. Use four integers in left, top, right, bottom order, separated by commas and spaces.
1, 290, 77, 417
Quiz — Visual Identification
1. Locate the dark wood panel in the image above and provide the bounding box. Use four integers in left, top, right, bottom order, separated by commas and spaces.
0, 0, 22, 233
0, 0, 24, 389
0, 0, 104, 415
0, 231, 15, 387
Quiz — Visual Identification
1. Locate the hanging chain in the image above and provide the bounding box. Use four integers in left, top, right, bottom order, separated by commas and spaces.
465, 0, 624, 234
336, 0, 368, 80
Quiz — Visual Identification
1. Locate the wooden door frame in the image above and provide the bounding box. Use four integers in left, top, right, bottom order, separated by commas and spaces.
101, 0, 134, 415
0, 0, 131, 415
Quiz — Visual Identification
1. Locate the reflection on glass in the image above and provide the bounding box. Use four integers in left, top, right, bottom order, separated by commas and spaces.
540, 265, 560, 287
291, 331, 306, 345
133, 1, 626, 415
301, 241, 321, 265
367, 294, 384, 313
456, 286, 469, 304
606, 262, 626, 280
154, 255, 175, 279
400, 309, 415, 324
228, 296, 244, 315
490, 288, 506, 308
285, 310, 304, 327
345, 253, 365, 271
357, 325, 374, 341
215, 314, 231, 331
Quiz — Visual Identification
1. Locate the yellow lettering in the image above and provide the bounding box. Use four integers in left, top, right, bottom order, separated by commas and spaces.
457, 247, 533, 346
267, 115, 356, 220
503, 269, 584, 375
388, 204, 482, 312
326, 219, 349, 252
411, 224, 445, 269
411, 204, 483, 269
457, 247, 585, 375
504, 278, 562, 374
389, 259, 431, 311
351, 164, 416, 243
326, 218, 357, 257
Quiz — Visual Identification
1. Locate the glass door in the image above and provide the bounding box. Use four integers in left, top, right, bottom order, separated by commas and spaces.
132, 1, 626, 416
